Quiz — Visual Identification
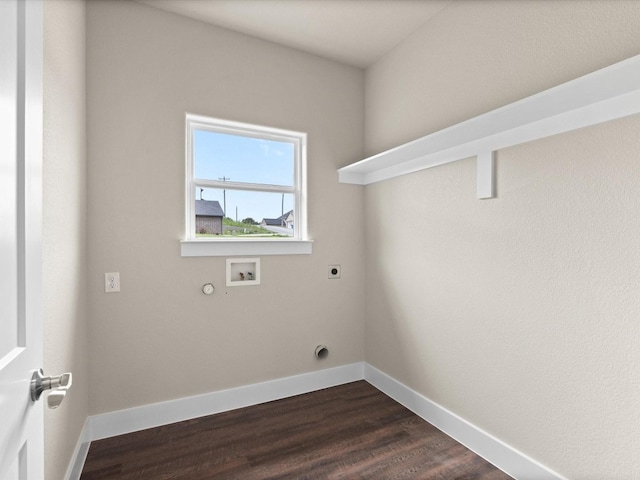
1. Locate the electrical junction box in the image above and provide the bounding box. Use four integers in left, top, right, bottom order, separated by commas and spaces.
328, 265, 341, 279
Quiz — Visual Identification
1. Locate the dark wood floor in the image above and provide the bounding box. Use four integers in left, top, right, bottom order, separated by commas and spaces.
80, 381, 512, 479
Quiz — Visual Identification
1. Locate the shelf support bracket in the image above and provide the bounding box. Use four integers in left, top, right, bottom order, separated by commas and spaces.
477, 151, 495, 199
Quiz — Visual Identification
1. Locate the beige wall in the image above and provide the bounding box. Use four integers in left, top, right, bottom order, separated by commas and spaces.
364, 1, 640, 479
43, 1, 89, 479
86, 0, 365, 414
46, 1, 640, 477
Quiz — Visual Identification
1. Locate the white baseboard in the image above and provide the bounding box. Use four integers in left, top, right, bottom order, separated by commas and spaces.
64, 416, 91, 480
364, 364, 567, 480
90, 362, 365, 441
67, 362, 566, 480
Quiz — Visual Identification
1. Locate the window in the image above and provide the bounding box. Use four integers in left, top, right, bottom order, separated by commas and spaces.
182, 114, 311, 256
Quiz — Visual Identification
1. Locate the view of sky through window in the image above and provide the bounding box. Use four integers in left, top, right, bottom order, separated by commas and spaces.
193, 130, 295, 227
194, 130, 294, 187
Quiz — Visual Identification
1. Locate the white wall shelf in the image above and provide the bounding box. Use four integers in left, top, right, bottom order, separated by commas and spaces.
338, 54, 640, 198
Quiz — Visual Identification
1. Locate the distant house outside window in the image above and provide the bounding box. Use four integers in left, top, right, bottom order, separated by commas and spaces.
195, 199, 224, 235
260, 210, 294, 230
184, 114, 309, 255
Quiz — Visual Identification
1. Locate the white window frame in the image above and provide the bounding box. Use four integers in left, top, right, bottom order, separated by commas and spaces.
181, 113, 312, 256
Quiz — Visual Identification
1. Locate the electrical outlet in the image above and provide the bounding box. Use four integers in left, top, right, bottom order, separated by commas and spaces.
105, 272, 120, 293
328, 265, 341, 279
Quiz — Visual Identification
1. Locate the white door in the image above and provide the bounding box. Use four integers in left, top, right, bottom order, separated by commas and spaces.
0, 0, 44, 479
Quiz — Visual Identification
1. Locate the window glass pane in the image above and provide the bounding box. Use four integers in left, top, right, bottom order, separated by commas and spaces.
194, 129, 294, 186
195, 188, 294, 237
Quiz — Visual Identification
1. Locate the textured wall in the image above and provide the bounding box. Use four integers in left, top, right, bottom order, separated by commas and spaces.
86, 0, 365, 414
43, 1, 89, 479
364, 1, 640, 478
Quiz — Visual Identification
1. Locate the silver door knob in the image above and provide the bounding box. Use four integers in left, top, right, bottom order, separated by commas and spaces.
30, 369, 73, 409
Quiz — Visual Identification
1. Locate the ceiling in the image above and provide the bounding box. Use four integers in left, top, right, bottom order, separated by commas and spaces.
136, 0, 451, 68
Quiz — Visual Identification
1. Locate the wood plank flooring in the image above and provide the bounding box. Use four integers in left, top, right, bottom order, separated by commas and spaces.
80, 381, 513, 479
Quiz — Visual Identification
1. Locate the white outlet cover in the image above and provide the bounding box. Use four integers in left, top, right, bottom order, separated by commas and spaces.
105, 272, 120, 293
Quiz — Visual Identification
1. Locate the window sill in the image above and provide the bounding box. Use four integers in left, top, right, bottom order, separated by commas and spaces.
180, 239, 313, 257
